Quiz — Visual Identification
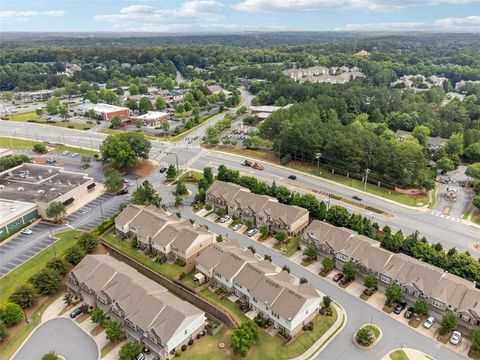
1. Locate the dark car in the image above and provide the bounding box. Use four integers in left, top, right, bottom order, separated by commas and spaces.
393, 301, 408, 314
69, 307, 82, 319
404, 307, 414, 319
117, 189, 129, 195
352, 195, 363, 201
159, 167, 167, 173
333, 273, 344, 282
288, 175, 297, 180
46, 158, 57, 164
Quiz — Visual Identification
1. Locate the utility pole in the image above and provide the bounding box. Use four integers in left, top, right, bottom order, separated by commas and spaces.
364, 168, 370, 192
315, 152, 322, 170
89, 136, 94, 151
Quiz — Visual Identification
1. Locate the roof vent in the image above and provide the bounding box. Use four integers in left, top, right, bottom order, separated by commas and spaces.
17, 187, 24, 192
38, 189, 45, 194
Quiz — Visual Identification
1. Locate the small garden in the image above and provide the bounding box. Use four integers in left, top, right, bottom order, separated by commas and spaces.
354, 324, 381, 348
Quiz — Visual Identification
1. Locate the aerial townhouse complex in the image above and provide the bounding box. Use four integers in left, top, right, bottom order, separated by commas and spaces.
195, 241, 322, 337
115, 204, 214, 265
206, 180, 309, 236
68, 255, 206, 358
302, 220, 480, 326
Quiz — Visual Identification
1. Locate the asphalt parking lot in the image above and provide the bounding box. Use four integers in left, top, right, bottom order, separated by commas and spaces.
0, 222, 60, 277
13, 317, 98, 360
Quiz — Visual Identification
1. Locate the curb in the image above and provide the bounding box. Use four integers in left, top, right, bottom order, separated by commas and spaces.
352, 323, 383, 349
206, 147, 430, 212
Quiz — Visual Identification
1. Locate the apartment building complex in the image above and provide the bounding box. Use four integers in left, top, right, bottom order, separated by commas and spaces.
68, 255, 206, 358
115, 204, 214, 265
206, 181, 309, 235
302, 220, 480, 326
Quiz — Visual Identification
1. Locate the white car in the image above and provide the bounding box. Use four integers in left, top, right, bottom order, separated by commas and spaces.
246, 228, 258, 237
232, 223, 242, 231
449, 331, 461, 345
423, 316, 436, 329
62, 150, 69, 156
21, 229, 33, 235
71, 153, 79, 157
219, 215, 230, 223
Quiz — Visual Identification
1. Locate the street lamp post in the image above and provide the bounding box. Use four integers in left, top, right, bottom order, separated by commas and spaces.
315, 152, 322, 171
166, 151, 179, 171
364, 168, 370, 192
49, 229, 57, 257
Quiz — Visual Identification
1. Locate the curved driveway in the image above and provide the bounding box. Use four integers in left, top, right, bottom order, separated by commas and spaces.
13, 317, 98, 360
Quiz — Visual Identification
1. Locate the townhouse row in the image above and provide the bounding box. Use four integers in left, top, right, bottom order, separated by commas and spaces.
206, 180, 309, 236
115, 204, 214, 265
302, 220, 480, 326
195, 241, 322, 337
68, 255, 206, 358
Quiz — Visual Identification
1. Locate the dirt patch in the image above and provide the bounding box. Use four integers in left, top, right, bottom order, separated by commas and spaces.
125, 160, 158, 178
34, 157, 46, 164
94, 242, 109, 255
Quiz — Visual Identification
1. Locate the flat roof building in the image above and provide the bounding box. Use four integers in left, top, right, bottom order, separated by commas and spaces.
0, 199, 38, 238
132, 111, 169, 128
92, 103, 130, 121
0, 163, 95, 218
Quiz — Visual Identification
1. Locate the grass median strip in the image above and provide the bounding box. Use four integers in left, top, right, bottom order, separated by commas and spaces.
0, 136, 97, 156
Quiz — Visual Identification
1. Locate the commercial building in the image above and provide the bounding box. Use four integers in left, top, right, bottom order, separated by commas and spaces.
0, 199, 38, 238
0, 163, 95, 218
115, 204, 214, 265
195, 241, 321, 337
92, 103, 131, 121
206, 181, 309, 235
249, 104, 291, 120
132, 111, 169, 128
302, 220, 480, 326
68, 255, 206, 358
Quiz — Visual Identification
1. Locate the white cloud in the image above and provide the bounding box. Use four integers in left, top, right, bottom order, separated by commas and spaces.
233, 0, 476, 12
434, 15, 480, 30
94, 1, 227, 31
334, 22, 426, 31
0, 10, 65, 19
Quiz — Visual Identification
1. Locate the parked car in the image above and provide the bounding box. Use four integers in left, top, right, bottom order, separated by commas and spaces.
71, 153, 79, 157
134, 353, 145, 360
251, 162, 264, 170
393, 301, 408, 314
159, 167, 167, 173
242, 160, 252, 167
62, 150, 69, 156
352, 195, 363, 201
123, 179, 129, 184
21, 228, 33, 235
333, 273, 344, 282
246, 228, 258, 236
288, 175, 297, 180
46, 158, 57, 164
117, 189, 129, 195
232, 223, 242, 231
404, 307, 414, 319
450, 331, 461, 345
219, 215, 230, 223
423, 316, 436, 329
69, 307, 82, 319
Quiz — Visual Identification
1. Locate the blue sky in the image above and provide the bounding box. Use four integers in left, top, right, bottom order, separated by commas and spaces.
1, 0, 479, 32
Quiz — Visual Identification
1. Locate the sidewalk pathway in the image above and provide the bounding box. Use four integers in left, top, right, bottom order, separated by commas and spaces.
292, 302, 346, 360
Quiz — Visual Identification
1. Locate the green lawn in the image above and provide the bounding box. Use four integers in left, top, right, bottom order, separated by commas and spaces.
390, 350, 409, 360
0, 230, 83, 303
168, 112, 220, 142
177, 170, 204, 183
274, 236, 300, 257
362, 324, 381, 338
295, 165, 428, 207
252, 308, 337, 360
0, 136, 97, 156
180, 271, 199, 289
101, 230, 187, 280
182, 328, 232, 360
198, 288, 249, 325
6, 111, 94, 130
0, 293, 63, 360
428, 183, 440, 209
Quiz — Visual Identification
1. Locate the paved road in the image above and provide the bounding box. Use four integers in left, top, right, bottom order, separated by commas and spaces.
178, 205, 465, 360
434, 166, 474, 218
13, 317, 98, 360
2, 107, 479, 258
